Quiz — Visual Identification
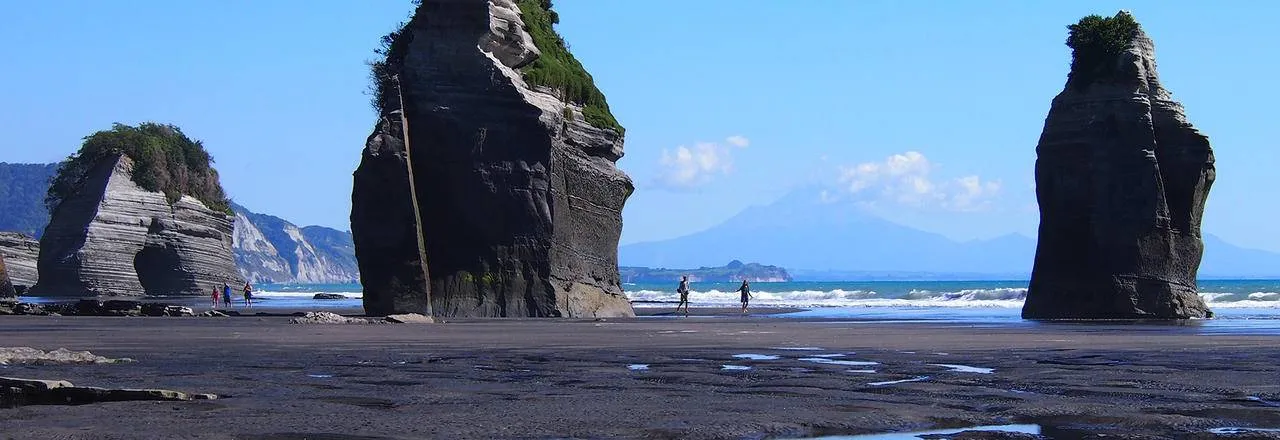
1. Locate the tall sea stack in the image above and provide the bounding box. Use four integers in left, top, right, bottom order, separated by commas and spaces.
1024, 12, 1215, 319
31, 124, 241, 297
351, 0, 635, 317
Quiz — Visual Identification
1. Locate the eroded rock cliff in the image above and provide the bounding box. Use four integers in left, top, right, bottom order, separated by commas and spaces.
232, 203, 359, 284
0, 232, 39, 288
0, 254, 14, 299
31, 155, 241, 297
1024, 12, 1215, 319
352, 0, 634, 317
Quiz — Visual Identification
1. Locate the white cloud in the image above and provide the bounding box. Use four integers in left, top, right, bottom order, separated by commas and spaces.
836, 151, 1001, 212
655, 136, 749, 190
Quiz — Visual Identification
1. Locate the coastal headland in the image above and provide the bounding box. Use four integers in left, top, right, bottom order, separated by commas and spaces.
2, 312, 1278, 439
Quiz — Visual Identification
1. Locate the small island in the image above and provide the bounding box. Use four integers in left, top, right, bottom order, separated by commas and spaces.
619, 260, 790, 283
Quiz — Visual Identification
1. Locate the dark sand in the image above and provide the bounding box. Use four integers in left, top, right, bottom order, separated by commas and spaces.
2, 309, 1279, 439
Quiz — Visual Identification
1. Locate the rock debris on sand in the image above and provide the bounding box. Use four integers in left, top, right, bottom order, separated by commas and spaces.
0, 376, 216, 406
289, 311, 378, 325
0, 347, 132, 365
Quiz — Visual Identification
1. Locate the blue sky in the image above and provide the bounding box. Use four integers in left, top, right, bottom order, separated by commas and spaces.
2, 1, 1277, 251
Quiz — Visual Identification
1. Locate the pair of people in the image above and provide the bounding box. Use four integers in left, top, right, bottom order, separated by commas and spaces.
211, 282, 255, 308
674, 276, 754, 316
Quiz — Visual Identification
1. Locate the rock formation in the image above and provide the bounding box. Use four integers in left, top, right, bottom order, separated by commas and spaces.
31, 155, 241, 297
232, 203, 359, 284
0, 232, 39, 289
0, 254, 14, 299
351, 0, 634, 317
1024, 12, 1215, 319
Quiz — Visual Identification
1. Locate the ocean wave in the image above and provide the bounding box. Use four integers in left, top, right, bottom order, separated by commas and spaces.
627, 288, 1280, 309
1246, 292, 1280, 301
253, 291, 363, 299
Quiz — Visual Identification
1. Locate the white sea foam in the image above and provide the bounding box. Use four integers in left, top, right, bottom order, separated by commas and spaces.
624, 287, 1280, 309
254, 290, 363, 299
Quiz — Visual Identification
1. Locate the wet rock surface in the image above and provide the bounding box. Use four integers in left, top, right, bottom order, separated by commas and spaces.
31, 155, 241, 298
1, 376, 215, 407
351, 0, 633, 318
0, 316, 1276, 438
0, 347, 132, 365
1026, 12, 1215, 319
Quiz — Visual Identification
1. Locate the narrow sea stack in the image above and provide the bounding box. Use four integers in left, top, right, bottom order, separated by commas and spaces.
352, 0, 634, 317
30, 123, 241, 297
1024, 12, 1215, 319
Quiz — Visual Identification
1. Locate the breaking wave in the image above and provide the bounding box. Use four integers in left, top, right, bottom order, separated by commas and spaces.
626, 287, 1280, 309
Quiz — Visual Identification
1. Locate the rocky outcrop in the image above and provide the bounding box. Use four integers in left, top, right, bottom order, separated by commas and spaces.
232, 203, 359, 284
351, 0, 634, 317
0, 232, 39, 288
1024, 12, 1215, 319
1, 376, 216, 407
0, 255, 13, 299
30, 155, 241, 297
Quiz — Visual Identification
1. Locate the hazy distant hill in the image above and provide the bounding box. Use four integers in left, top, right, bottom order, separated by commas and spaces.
620, 260, 790, 283
0, 163, 57, 238
621, 189, 1280, 279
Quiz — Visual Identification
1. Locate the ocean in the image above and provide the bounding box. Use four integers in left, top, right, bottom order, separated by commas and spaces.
248, 279, 1280, 311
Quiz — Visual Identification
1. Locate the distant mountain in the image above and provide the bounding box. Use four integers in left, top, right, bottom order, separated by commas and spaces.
620, 189, 1280, 279
0, 163, 57, 238
231, 203, 359, 284
620, 260, 790, 283
621, 189, 1034, 274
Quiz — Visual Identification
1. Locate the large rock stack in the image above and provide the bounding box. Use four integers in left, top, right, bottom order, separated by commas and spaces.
30, 155, 241, 297
1024, 12, 1215, 319
351, 0, 634, 317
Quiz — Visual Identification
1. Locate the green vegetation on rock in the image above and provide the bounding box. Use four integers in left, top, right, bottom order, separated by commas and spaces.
1066, 12, 1141, 89
46, 123, 231, 214
515, 0, 623, 134
368, 1, 623, 135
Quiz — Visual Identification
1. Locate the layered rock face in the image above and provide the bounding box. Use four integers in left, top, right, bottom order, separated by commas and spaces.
352, 0, 634, 317
1024, 12, 1215, 319
0, 254, 14, 299
232, 204, 359, 284
30, 155, 241, 297
0, 232, 39, 288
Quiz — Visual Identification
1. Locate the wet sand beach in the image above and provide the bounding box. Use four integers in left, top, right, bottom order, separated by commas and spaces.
2, 311, 1279, 439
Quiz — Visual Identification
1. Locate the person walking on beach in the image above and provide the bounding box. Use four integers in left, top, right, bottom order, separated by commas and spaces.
211, 285, 220, 308
736, 279, 753, 315
222, 282, 233, 308
242, 282, 254, 308
675, 275, 691, 317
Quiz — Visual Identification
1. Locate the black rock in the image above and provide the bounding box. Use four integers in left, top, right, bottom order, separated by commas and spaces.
1024, 12, 1214, 319
350, 0, 633, 318
312, 293, 347, 300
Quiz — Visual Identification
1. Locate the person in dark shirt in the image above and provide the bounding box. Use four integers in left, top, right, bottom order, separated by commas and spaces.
242, 282, 254, 307
675, 275, 691, 317
736, 279, 753, 315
